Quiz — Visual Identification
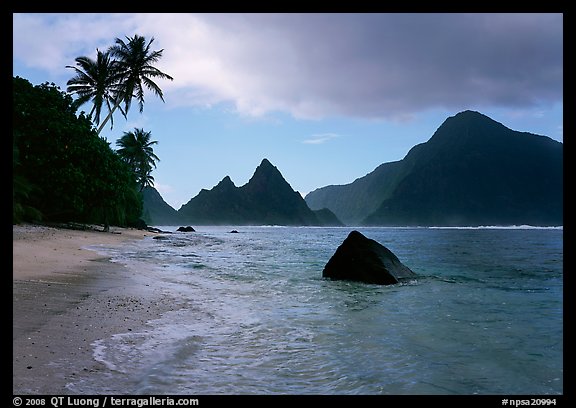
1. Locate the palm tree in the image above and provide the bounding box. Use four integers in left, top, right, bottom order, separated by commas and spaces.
66, 34, 173, 135
66, 49, 124, 131
116, 128, 160, 191
98, 34, 174, 134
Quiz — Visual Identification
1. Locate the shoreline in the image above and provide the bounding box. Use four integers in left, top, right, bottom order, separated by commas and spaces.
12, 223, 178, 394
13, 223, 153, 281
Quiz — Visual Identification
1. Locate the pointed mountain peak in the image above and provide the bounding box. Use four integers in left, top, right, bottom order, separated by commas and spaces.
218, 175, 235, 187
212, 175, 237, 192
177, 158, 335, 226
243, 158, 295, 196
251, 158, 283, 179
257, 158, 275, 170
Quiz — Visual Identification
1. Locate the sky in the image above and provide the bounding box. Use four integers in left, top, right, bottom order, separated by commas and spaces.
12, 13, 563, 210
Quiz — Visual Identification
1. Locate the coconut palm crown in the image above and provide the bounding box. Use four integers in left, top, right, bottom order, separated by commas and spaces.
66, 34, 173, 135
109, 34, 174, 115
116, 128, 160, 191
66, 49, 124, 130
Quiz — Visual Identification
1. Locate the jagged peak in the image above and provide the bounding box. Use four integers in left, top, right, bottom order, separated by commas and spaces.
260, 158, 273, 166
241, 157, 300, 198
177, 157, 325, 225
213, 175, 237, 191
256, 158, 276, 171
218, 175, 235, 186
250, 158, 283, 180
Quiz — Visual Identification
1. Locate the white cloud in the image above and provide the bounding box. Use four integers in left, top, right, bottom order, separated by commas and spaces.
123, 114, 150, 132
13, 13, 563, 121
302, 133, 340, 145
152, 181, 174, 194
13, 13, 137, 73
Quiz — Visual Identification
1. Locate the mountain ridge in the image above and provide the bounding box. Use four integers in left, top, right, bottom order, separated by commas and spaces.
143, 110, 562, 227
141, 186, 182, 226
306, 110, 563, 226
176, 158, 342, 226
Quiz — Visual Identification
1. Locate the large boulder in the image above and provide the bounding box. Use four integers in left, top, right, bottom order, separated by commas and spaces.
323, 230, 416, 285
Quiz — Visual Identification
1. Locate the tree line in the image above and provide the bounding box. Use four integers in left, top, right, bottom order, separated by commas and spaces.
13, 34, 172, 228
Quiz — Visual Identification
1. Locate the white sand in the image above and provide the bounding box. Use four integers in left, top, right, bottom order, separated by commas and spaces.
13, 223, 152, 280
13, 223, 180, 394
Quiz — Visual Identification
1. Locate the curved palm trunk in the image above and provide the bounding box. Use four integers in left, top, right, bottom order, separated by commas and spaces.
96, 100, 121, 135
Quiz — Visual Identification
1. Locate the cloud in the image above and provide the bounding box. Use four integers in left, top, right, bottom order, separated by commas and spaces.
13, 13, 563, 120
302, 133, 340, 145
152, 181, 174, 194
13, 13, 138, 72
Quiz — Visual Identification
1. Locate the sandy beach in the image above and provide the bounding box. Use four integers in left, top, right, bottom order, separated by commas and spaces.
13, 224, 177, 394
13, 224, 151, 280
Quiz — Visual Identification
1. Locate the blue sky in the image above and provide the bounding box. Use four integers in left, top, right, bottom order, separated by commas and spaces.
13, 13, 563, 210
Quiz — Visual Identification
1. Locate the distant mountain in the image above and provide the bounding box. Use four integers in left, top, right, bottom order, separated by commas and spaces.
313, 208, 345, 227
178, 159, 343, 226
305, 160, 406, 225
306, 110, 563, 226
141, 186, 183, 226
177, 176, 245, 225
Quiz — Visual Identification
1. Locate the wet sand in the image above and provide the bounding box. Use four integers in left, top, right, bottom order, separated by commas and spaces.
12, 224, 178, 394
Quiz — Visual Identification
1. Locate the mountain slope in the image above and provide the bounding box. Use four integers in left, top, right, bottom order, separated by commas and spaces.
141, 186, 183, 225
305, 160, 406, 225
238, 159, 320, 225
306, 110, 563, 226
313, 208, 345, 227
176, 176, 247, 225
178, 159, 339, 226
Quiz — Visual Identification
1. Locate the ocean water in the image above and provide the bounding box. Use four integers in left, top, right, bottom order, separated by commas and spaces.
79, 226, 562, 395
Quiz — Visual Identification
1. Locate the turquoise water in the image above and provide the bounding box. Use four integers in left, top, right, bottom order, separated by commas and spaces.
78, 226, 563, 395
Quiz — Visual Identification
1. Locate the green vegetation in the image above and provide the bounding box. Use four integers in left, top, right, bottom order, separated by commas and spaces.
13, 33, 172, 228
116, 128, 160, 191
13, 76, 141, 226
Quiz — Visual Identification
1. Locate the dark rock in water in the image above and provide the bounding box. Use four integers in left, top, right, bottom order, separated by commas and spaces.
126, 218, 171, 233
153, 235, 170, 240
229, 230, 239, 233
323, 230, 416, 285
177, 226, 196, 232
146, 226, 171, 233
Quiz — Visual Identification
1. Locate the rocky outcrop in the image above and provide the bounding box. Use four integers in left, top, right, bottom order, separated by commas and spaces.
177, 226, 196, 232
323, 230, 416, 285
